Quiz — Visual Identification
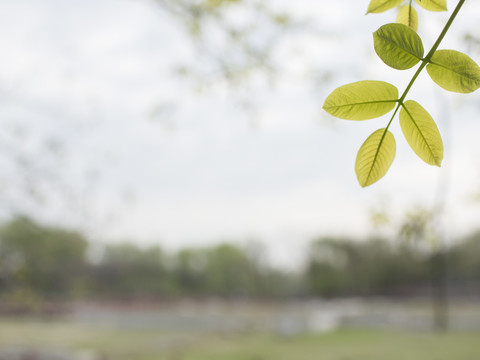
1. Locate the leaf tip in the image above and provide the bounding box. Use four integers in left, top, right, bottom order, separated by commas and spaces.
358, 181, 370, 188
355, 128, 396, 188
357, 176, 380, 188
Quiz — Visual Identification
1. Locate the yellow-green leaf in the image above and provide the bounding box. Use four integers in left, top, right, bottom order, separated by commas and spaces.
323, 81, 398, 120
400, 100, 443, 166
355, 128, 396, 187
396, 5, 418, 32
414, 0, 447, 12
374, 23, 424, 70
367, 0, 403, 14
426, 50, 480, 93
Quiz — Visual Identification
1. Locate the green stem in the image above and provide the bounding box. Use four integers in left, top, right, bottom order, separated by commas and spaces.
377, 0, 465, 180
398, 0, 466, 104
363, 0, 465, 185
369, 102, 402, 182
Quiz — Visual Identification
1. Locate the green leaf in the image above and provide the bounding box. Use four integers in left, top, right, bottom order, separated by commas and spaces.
396, 5, 418, 32
323, 81, 398, 120
414, 0, 447, 12
426, 50, 480, 93
355, 128, 396, 187
367, 0, 403, 14
374, 23, 424, 70
400, 100, 443, 166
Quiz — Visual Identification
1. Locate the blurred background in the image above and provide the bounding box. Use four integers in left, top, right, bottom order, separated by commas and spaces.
0, 0, 480, 359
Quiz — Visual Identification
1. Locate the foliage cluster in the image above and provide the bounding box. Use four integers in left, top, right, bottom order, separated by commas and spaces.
0, 217, 480, 307
323, 0, 480, 186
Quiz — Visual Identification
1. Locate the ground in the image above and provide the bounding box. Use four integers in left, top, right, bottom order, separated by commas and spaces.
0, 317, 479, 360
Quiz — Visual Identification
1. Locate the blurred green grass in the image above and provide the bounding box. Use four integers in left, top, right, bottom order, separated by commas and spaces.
0, 319, 479, 360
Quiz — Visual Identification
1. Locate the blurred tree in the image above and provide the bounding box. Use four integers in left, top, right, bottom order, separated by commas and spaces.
0, 218, 479, 304
305, 238, 351, 298
397, 207, 449, 332
203, 243, 261, 297
171, 242, 298, 298
305, 236, 430, 298
449, 231, 480, 294
0, 216, 88, 298
173, 248, 208, 296
92, 242, 171, 298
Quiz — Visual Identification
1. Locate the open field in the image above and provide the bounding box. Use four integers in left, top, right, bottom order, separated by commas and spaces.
0, 319, 479, 360
1, 298, 480, 360
0, 300, 480, 360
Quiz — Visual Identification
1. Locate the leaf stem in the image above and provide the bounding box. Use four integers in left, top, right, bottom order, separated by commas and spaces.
398, 0, 465, 104
355, 0, 465, 186
379, 0, 465, 179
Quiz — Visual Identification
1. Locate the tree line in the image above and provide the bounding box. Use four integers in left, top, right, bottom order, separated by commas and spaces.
0, 216, 479, 306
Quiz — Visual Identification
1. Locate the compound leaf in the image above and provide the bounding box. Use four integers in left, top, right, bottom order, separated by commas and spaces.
355, 128, 396, 187
400, 100, 443, 166
396, 5, 418, 32
374, 23, 424, 70
426, 50, 480, 93
414, 0, 447, 12
323, 80, 398, 120
367, 0, 403, 14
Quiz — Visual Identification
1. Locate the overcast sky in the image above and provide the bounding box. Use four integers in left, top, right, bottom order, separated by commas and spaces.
0, 0, 480, 266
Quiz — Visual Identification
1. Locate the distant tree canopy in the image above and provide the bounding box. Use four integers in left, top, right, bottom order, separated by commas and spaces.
92, 243, 170, 297
0, 216, 480, 306
305, 237, 430, 298
0, 217, 88, 297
